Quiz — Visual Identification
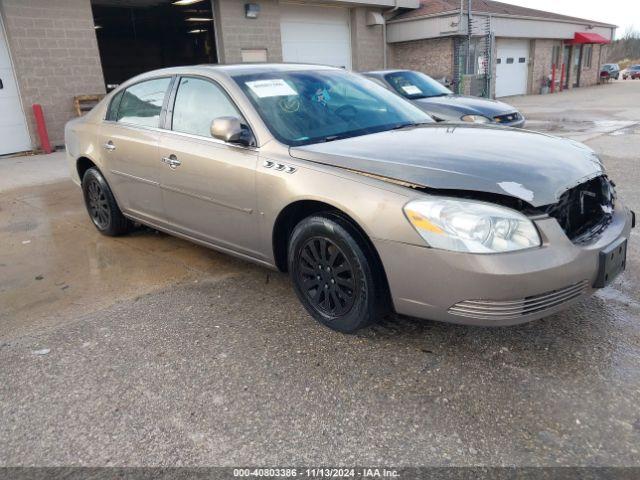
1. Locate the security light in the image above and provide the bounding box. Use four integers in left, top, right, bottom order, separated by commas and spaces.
245, 3, 260, 19
173, 0, 205, 6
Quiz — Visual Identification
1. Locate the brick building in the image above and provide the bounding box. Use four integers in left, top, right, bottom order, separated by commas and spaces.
0, 0, 615, 156
387, 0, 616, 98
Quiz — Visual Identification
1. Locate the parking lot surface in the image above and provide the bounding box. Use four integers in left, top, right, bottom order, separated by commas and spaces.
1, 81, 639, 466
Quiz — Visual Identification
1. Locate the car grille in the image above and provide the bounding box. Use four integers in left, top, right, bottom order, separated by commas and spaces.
448, 280, 589, 320
493, 112, 521, 124
542, 175, 615, 244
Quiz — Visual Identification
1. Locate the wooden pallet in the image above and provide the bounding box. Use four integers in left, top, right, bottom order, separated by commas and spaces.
73, 94, 105, 117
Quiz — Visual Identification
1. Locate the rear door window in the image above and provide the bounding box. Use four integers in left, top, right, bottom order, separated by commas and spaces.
116, 77, 172, 127
106, 90, 124, 121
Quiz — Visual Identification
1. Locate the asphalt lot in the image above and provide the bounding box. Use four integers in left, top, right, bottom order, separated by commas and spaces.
1, 80, 639, 467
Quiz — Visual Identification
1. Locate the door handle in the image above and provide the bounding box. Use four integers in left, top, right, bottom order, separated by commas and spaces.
162, 155, 181, 169
0, 78, 3, 89
103, 141, 116, 151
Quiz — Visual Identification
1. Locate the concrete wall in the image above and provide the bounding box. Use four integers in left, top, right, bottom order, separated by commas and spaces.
388, 14, 615, 44
0, 0, 105, 149
350, 7, 384, 71
214, 0, 283, 64
389, 37, 454, 80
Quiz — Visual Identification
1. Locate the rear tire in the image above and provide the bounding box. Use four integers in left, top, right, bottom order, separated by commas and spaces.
81, 167, 132, 236
288, 214, 388, 333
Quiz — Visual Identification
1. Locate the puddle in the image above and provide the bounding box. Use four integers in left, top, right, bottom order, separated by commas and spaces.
609, 125, 640, 136
524, 120, 638, 140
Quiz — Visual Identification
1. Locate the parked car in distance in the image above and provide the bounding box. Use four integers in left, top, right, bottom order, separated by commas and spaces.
600, 63, 620, 80
66, 64, 634, 333
363, 69, 525, 128
623, 65, 640, 80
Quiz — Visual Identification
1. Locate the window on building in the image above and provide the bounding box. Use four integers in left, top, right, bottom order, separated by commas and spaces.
584, 44, 593, 68
116, 77, 172, 127
519, 57, 526, 63
172, 77, 243, 137
496, 58, 502, 64
551, 45, 561, 68
506, 58, 514, 64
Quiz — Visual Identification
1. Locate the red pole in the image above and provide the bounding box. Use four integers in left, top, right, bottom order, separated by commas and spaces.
560, 63, 566, 92
551, 64, 556, 93
32, 104, 52, 154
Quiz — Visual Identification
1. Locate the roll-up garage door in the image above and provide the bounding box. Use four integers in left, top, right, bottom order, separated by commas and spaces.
280, 4, 352, 70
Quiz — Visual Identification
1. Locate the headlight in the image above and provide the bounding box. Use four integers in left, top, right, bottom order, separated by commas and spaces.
461, 114, 491, 124
404, 198, 541, 253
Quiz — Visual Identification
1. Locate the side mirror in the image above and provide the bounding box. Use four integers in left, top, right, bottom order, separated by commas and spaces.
210, 116, 252, 146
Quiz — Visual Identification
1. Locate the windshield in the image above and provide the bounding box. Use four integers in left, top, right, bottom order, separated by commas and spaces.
384, 71, 452, 99
233, 69, 432, 146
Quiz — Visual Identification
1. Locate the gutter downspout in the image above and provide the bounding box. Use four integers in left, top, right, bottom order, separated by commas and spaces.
383, 0, 400, 69
467, 0, 472, 74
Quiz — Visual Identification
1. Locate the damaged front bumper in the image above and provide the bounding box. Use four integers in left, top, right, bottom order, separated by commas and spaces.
374, 201, 634, 326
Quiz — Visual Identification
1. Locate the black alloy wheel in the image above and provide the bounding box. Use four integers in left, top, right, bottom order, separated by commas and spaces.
288, 214, 389, 333
297, 237, 356, 317
86, 177, 111, 230
81, 167, 132, 236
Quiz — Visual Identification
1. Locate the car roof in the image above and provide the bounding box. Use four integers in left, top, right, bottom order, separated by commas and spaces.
200, 63, 340, 76
114, 63, 345, 91
364, 69, 411, 76
149, 63, 340, 78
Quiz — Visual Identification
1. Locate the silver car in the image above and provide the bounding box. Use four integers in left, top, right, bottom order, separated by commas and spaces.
65, 64, 634, 332
364, 69, 525, 127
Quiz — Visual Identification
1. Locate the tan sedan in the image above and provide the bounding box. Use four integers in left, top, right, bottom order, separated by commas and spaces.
66, 64, 634, 332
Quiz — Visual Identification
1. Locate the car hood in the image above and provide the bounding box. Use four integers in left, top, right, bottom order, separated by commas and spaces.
289, 124, 604, 208
413, 95, 517, 120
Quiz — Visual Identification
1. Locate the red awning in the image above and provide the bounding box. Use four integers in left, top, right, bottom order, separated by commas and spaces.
565, 32, 610, 45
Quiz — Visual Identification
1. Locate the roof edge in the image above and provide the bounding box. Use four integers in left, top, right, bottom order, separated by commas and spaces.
389, 4, 617, 29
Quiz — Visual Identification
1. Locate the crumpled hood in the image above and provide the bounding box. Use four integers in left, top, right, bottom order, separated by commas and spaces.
414, 95, 517, 121
289, 124, 604, 208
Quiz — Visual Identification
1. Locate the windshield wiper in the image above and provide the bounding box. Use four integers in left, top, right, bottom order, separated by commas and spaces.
389, 121, 430, 131
317, 134, 351, 143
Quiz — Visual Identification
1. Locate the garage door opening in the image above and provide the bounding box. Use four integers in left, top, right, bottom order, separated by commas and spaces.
495, 39, 529, 98
91, 0, 217, 90
280, 3, 352, 70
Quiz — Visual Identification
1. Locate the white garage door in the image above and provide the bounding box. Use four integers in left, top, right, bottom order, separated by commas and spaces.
495, 39, 530, 98
280, 4, 352, 70
0, 17, 31, 155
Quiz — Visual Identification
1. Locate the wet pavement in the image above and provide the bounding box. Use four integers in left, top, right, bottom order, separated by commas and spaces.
1, 81, 640, 467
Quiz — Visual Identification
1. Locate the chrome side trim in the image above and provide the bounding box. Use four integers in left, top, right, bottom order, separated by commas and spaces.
110, 170, 159, 186
159, 184, 253, 214
263, 160, 296, 173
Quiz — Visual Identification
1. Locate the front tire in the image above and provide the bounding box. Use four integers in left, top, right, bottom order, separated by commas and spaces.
288, 214, 387, 333
81, 167, 132, 236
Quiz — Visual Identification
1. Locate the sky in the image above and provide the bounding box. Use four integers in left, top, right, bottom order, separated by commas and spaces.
497, 0, 639, 38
